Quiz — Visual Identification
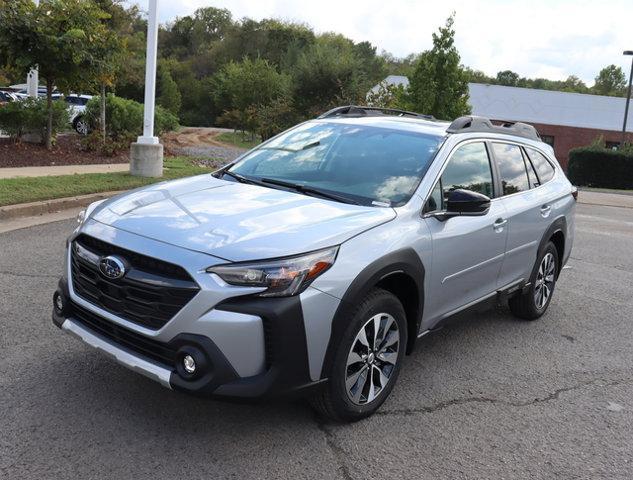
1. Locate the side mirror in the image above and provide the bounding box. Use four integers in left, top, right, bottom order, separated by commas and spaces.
446, 189, 491, 216
428, 189, 491, 221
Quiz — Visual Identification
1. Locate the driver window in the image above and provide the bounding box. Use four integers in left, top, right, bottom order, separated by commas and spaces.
425, 142, 494, 213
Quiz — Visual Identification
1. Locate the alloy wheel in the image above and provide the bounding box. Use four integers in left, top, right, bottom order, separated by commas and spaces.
345, 313, 400, 405
534, 252, 556, 309
76, 118, 89, 135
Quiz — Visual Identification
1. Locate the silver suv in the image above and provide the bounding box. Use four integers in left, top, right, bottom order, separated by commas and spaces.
53, 107, 576, 421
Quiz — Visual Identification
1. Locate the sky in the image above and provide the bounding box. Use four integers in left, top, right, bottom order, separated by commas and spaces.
132, 0, 633, 86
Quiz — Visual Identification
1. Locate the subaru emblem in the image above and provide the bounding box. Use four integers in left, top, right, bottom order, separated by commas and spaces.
99, 255, 126, 280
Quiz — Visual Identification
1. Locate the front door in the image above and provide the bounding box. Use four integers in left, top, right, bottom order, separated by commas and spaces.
422, 141, 508, 325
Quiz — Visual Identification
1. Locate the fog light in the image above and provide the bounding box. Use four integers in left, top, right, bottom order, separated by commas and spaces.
54, 292, 64, 313
183, 354, 196, 374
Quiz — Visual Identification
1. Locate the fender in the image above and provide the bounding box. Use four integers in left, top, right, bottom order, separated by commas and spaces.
319, 248, 425, 379
526, 216, 567, 290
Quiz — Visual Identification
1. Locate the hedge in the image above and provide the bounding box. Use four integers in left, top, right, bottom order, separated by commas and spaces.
84, 94, 179, 141
0, 97, 70, 141
567, 146, 633, 189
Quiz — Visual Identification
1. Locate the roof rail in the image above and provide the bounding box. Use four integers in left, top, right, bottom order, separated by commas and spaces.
446, 115, 541, 141
317, 105, 435, 121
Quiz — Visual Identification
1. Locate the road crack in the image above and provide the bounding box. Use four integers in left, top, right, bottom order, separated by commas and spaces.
378, 378, 629, 417
315, 418, 354, 480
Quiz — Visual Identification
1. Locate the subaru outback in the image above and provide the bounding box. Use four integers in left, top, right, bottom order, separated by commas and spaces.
53, 106, 576, 421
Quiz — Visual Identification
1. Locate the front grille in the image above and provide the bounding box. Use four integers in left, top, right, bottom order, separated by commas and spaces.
70, 234, 199, 330
71, 301, 176, 367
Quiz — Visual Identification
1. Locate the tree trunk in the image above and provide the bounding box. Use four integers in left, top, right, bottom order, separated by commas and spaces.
100, 84, 106, 144
45, 79, 53, 150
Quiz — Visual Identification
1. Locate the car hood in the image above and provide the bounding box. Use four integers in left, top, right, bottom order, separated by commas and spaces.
91, 174, 396, 261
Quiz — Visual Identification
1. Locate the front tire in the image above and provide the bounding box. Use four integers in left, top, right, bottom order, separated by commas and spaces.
311, 288, 407, 422
509, 241, 559, 320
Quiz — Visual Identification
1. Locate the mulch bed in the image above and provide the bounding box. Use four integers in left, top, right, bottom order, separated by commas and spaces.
0, 134, 129, 168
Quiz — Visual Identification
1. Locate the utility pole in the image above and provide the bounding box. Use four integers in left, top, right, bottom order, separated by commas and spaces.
130, 0, 163, 177
26, 0, 40, 98
621, 50, 633, 147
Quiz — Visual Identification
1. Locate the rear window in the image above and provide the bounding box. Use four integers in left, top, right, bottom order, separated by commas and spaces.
491, 143, 530, 195
525, 147, 555, 184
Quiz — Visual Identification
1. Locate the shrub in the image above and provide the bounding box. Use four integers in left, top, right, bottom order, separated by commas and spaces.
568, 146, 633, 189
0, 98, 69, 142
85, 94, 178, 142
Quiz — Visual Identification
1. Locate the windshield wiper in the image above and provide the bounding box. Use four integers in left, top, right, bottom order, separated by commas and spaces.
220, 170, 266, 186
260, 177, 362, 205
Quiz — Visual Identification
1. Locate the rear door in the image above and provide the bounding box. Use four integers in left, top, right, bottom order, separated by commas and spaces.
492, 142, 554, 287
423, 141, 509, 322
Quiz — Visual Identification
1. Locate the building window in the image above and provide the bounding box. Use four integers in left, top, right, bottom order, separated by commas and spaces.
541, 135, 555, 147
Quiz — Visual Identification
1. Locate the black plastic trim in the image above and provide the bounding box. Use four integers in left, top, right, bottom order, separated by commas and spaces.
320, 249, 425, 379
54, 280, 323, 399
213, 296, 315, 398
447, 116, 541, 141
525, 217, 567, 290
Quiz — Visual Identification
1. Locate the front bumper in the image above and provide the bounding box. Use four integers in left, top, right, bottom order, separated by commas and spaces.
53, 278, 327, 399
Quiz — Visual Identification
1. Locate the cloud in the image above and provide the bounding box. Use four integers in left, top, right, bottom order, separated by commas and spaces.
130, 0, 633, 84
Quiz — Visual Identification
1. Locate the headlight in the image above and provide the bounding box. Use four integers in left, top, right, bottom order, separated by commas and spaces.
207, 247, 339, 297
77, 199, 106, 225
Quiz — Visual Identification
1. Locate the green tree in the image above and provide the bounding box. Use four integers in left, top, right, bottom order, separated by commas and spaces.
406, 14, 471, 119
464, 67, 494, 84
157, 62, 182, 116
212, 57, 290, 132
559, 75, 589, 93
366, 82, 408, 109
293, 36, 366, 115
164, 7, 233, 58
592, 65, 627, 97
495, 70, 520, 87
0, 0, 110, 149
84, 0, 128, 143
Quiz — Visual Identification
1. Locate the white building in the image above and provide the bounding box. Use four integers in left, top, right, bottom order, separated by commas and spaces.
371, 76, 633, 167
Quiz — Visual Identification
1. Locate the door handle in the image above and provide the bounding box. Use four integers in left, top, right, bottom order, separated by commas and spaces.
493, 218, 508, 232
540, 205, 552, 217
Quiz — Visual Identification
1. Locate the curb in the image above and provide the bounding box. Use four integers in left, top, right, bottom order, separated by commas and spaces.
0, 191, 123, 221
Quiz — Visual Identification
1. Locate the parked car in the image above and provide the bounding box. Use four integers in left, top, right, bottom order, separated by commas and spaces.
53, 107, 576, 421
0, 90, 18, 105
51, 93, 92, 134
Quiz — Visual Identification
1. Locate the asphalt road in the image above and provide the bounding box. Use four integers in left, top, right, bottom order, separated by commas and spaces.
1, 202, 632, 479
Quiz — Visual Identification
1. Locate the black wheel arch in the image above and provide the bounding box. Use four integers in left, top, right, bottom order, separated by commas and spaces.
320, 248, 425, 379
533, 216, 566, 282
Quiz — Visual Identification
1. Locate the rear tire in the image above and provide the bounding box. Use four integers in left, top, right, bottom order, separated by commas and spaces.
509, 241, 559, 320
310, 288, 407, 422
74, 116, 89, 135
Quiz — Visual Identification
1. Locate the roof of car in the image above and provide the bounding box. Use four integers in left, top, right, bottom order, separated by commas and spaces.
314, 115, 451, 138
314, 108, 543, 143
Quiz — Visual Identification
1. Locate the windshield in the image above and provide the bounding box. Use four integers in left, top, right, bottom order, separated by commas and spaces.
227, 121, 443, 207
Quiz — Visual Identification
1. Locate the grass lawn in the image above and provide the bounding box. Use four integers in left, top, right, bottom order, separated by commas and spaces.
0, 157, 213, 207
216, 131, 261, 150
